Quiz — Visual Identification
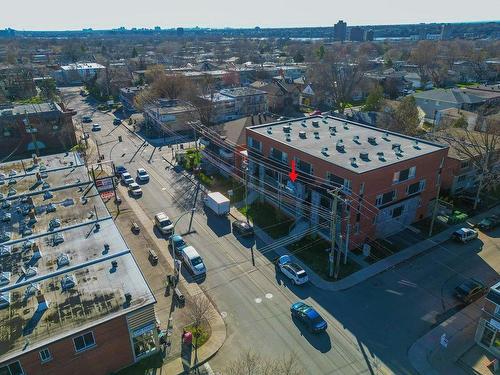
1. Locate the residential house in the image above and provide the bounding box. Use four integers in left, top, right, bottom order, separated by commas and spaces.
52, 63, 105, 85
143, 99, 199, 140
250, 80, 300, 113
246, 116, 448, 249
119, 85, 147, 113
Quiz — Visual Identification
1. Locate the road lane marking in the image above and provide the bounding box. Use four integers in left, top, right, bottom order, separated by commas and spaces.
255, 297, 262, 303
265, 293, 273, 299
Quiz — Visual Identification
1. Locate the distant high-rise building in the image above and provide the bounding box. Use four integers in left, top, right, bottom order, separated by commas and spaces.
365, 29, 374, 41
154, 26, 161, 31
349, 26, 365, 42
176, 27, 184, 36
440, 24, 452, 40
334, 20, 347, 42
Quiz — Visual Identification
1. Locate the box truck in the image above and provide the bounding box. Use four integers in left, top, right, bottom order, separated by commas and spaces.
204, 192, 230, 215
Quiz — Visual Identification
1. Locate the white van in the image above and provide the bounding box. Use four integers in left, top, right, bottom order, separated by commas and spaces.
181, 246, 206, 276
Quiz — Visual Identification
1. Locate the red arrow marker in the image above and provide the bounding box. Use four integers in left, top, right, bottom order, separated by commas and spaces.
289, 160, 298, 182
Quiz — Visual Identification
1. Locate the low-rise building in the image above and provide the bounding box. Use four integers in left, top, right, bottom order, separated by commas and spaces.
143, 98, 199, 139
0, 102, 77, 159
119, 85, 147, 112
475, 281, 500, 358
246, 116, 448, 248
0, 153, 158, 375
52, 63, 105, 85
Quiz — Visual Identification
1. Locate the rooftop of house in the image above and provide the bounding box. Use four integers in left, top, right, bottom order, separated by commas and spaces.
60, 63, 105, 71
248, 115, 446, 174
486, 280, 500, 306
413, 88, 494, 104
219, 87, 267, 98
0, 102, 62, 117
145, 99, 197, 115
0, 152, 155, 363
206, 114, 274, 146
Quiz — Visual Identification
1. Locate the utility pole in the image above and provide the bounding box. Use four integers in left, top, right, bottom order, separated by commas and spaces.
428, 174, 442, 237
328, 188, 340, 278
344, 204, 351, 265
187, 180, 200, 234
244, 162, 249, 222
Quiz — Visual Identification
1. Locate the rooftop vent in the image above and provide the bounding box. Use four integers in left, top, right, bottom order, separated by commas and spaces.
125, 292, 132, 304
111, 260, 118, 269
336, 140, 345, 152
22, 266, 38, 278
360, 152, 369, 161
0, 271, 11, 286
392, 143, 402, 151
321, 147, 329, 156
314, 131, 320, 139
353, 135, 361, 144
285, 134, 291, 142
0, 245, 11, 257
283, 125, 291, 133
368, 136, 377, 145
343, 122, 349, 130
377, 152, 386, 161
57, 253, 70, 267
413, 140, 421, 150
267, 127, 272, 134
23, 240, 34, 250
329, 126, 337, 132
383, 132, 390, 141
25, 283, 40, 298
312, 120, 319, 127
299, 131, 307, 139
350, 157, 358, 167
61, 274, 77, 290
301, 120, 307, 127
9, 170, 17, 177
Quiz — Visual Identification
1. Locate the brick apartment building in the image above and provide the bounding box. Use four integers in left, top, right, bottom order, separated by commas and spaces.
475, 281, 500, 358
0, 153, 158, 375
0, 102, 77, 159
246, 116, 448, 249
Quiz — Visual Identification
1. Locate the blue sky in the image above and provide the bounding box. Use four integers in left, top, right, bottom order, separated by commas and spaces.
0, 0, 498, 30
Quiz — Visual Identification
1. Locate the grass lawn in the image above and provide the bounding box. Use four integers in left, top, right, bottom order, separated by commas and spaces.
114, 352, 164, 375
197, 173, 245, 204
287, 235, 362, 280
184, 321, 211, 349
365, 238, 405, 264
239, 201, 294, 239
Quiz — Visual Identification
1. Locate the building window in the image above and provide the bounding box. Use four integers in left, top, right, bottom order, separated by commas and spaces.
393, 166, 416, 184
359, 182, 365, 195
73, 331, 96, 353
247, 137, 262, 152
460, 160, 470, 169
0, 361, 24, 375
354, 223, 360, 234
327, 172, 344, 188
392, 206, 403, 218
376, 190, 396, 206
295, 158, 312, 174
407, 179, 426, 195
39, 348, 52, 363
270, 147, 288, 164
132, 323, 157, 359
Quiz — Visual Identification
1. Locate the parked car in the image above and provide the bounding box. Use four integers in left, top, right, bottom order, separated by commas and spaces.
92, 123, 101, 131
113, 118, 122, 125
128, 182, 142, 197
115, 165, 127, 176
476, 215, 500, 231
154, 212, 174, 236
170, 234, 187, 256
82, 115, 92, 123
451, 228, 478, 243
290, 301, 327, 333
181, 245, 206, 276
137, 168, 150, 182
232, 220, 254, 237
455, 278, 487, 303
121, 172, 134, 186
277, 255, 308, 285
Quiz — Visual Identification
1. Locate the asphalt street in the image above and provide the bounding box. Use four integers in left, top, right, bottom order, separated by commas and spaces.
63, 87, 500, 375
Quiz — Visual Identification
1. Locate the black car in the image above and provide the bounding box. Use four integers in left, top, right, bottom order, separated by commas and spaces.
113, 118, 122, 125
455, 278, 487, 303
232, 220, 254, 237
477, 215, 500, 231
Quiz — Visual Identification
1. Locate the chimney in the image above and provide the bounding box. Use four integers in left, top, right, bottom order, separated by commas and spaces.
36, 292, 49, 311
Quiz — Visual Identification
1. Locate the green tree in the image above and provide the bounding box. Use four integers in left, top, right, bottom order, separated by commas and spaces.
363, 85, 384, 112
38, 79, 57, 100
393, 96, 420, 135
316, 45, 325, 60
131, 47, 138, 58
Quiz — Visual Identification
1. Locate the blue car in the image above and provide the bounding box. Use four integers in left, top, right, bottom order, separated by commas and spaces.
170, 234, 187, 256
115, 165, 127, 176
290, 301, 327, 333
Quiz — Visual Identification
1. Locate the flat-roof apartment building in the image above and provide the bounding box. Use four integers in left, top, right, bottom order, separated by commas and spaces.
0, 153, 157, 375
246, 116, 448, 249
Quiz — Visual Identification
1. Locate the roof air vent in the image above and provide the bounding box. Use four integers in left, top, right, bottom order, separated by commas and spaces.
353, 135, 361, 144
61, 274, 77, 290
314, 131, 320, 139
383, 132, 390, 141
0, 271, 11, 286
329, 126, 337, 132
285, 134, 291, 142
321, 147, 329, 156
0, 292, 10, 308
350, 157, 358, 167
413, 140, 421, 150
0, 245, 11, 257
299, 131, 307, 139
125, 293, 132, 303
368, 136, 377, 145
377, 152, 386, 161
392, 143, 402, 151
283, 125, 291, 133
312, 120, 319, 127
57, 253, 70, 268
360, 152, 369, 161
267, 127, 272, 134
301, 120, 307, 127
336, 140, 345, 152
343, 122, 349, 130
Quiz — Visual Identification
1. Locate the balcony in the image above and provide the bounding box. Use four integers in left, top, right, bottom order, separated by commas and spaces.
219, 149, 233, 159
199, 138, 210, 146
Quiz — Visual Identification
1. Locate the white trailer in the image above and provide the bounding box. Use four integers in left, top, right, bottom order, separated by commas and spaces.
204, 192, 230, 215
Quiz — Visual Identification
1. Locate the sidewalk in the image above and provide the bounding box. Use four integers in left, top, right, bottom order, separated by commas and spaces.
118, 185, 226, 374
408, 299, 496, 375
229, 206, 499, 292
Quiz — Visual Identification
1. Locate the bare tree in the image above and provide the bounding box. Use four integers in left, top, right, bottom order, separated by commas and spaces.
224, 351, 302, 375
186, 294, 212, 331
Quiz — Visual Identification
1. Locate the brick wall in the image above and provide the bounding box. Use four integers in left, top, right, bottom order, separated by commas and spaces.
14, 315, 134, 375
